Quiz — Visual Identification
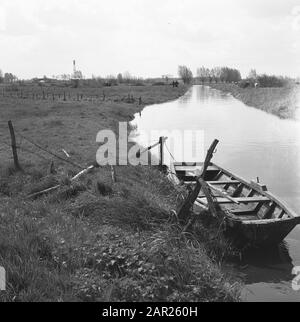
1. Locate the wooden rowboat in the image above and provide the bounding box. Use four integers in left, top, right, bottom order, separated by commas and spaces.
171, 161, 300, 247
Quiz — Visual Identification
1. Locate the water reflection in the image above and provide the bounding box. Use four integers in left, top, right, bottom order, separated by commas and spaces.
239, 242, 294, 284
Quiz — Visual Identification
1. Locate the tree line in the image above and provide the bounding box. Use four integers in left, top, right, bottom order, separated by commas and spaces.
245, 69, 292, 88
197, 66, 241, 83
177, 65, 242, 84
0, 69, 18, 83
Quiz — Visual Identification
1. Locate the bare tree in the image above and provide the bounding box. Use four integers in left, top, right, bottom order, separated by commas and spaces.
248, 69, 257, 80
117, 73, 123, 84
197, 66, 206, 83
178, 65, 193, 84
4, 72, 18, 83
123, 71, 132, 83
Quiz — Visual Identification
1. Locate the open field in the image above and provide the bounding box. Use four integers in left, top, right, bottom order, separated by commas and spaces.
0, 84, 241, 302
208, 83, 299, 119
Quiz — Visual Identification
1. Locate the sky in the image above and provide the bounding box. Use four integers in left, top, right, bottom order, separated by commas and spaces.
0, 0, 299, 79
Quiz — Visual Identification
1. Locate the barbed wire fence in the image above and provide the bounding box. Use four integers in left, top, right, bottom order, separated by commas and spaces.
1, 120, 87, 173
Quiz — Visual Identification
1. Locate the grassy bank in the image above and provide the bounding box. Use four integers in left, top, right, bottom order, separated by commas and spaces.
0, 84, 240, 302
209, 83, 299, 119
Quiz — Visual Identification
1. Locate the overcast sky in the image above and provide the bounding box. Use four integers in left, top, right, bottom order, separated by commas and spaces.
0, 0, 299, 79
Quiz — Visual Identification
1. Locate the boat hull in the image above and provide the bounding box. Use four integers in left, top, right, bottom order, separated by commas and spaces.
226, 217, 300, 247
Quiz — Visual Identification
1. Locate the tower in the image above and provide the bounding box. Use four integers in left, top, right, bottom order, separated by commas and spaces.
72, 59, 83, 80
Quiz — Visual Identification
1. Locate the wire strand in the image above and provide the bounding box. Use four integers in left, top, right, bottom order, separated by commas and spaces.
164, 141, 176, 162
15, 131, 84, 170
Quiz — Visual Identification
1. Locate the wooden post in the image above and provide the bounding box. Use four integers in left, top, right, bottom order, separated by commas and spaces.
8, 120, 21, 171
159, 137, 164, 168
111, 166, 117, 183
48, 161, 56, 175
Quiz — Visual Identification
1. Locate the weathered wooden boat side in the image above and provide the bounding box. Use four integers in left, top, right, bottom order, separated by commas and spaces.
172, 161, 300, 246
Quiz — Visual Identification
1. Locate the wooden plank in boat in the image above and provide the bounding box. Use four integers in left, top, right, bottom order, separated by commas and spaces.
185, 180, 239, 186
247, 189, 256, 197
232, 215, 259, 221
173, 162, 203, 167
197, 196, 270, 205
262, 203, 276, 219
211, 162, 299, 219
214, 171, 224, 180
175, 165, 219, 172
207, 180, 240, 185
232, 183, 244, 197
278, 209, 286, 219
230, 209, 256, 216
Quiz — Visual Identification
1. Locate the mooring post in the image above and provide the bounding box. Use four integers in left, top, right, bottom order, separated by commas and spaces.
159, 137, 164, 168
8, 120, 21, 171
177, 139, 219, 222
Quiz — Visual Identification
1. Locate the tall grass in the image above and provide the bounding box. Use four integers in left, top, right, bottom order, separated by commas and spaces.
209, 83, 299, 119
0, 162, 241, 302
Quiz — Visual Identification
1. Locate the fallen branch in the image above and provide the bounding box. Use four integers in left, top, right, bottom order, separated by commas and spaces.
27, 165, 95, 199
62, 149, 70, 158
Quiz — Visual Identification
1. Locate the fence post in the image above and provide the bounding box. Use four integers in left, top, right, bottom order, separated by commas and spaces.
8, 120, 21, 171
111, 166, 117, 183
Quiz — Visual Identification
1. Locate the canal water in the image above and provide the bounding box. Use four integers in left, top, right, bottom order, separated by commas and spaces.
132, 85, 300, 302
